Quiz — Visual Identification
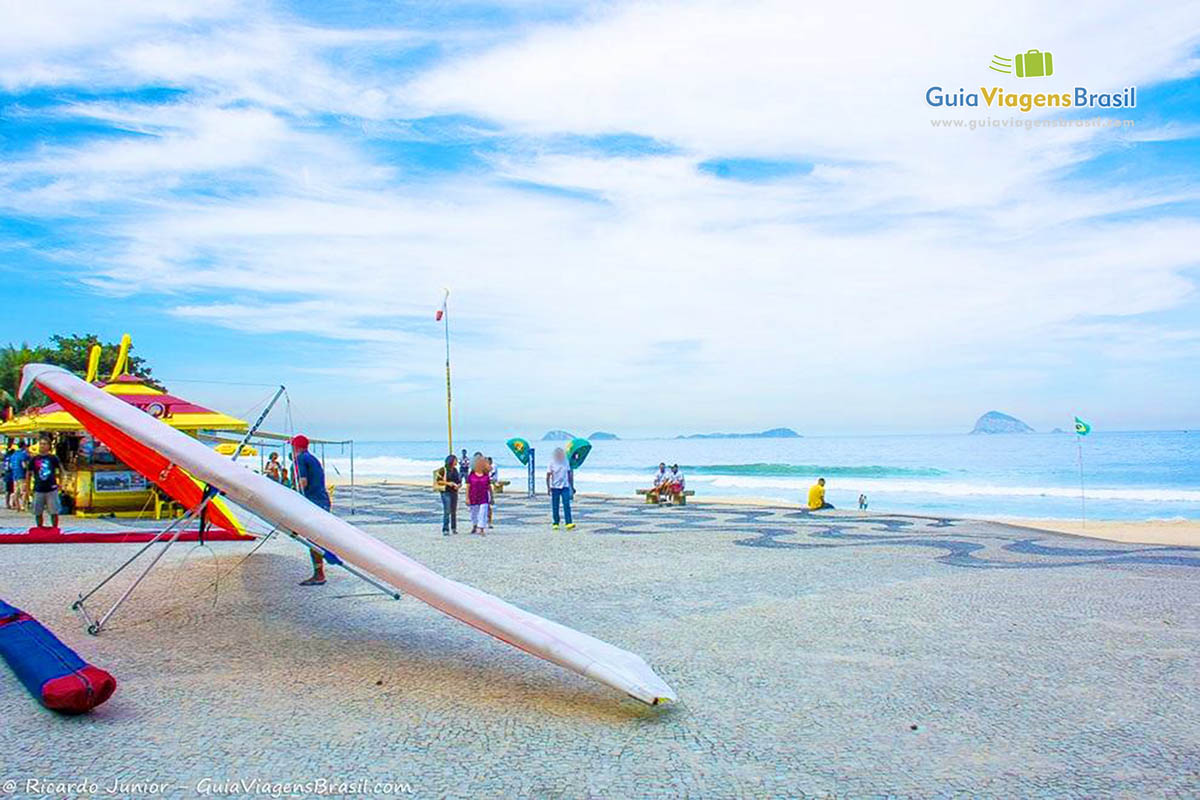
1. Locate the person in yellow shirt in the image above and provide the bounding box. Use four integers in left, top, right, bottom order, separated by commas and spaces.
807, 477, 833, 510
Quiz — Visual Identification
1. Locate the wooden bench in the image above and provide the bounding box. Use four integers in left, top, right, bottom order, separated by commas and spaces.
635, 488, 696, 505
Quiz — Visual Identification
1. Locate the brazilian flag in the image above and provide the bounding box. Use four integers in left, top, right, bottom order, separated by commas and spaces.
506, 437, 531, 465
566, 437, 592, 470
1073, 416, 1092, 436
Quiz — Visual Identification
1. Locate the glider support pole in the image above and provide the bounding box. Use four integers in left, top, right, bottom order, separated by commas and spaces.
71, 503, 204, 615
77, 491, 219, 634
286, 531, 401, 600
74, 385, 285, 632
233, 385, 285, 463
88, 523, 189, 634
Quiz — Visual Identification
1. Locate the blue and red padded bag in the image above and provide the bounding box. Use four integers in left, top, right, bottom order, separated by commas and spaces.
0, 598, 116, 714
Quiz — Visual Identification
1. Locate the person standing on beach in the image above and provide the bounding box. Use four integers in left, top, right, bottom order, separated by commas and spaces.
807, 477, 833, 510
486, 456, 497, 529
434, 455, 461, 535
3, 444, 13, 510
10, 442, 31, 512
264, 451, 282, 482
466, 455, 491, 535
292, 435, 330, 585
546, 447, 575, 530
28, 437, 62, 529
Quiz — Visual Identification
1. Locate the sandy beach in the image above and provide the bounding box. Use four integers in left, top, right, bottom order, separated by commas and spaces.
998, 517, 1200, 547
3, 484, 1197, 797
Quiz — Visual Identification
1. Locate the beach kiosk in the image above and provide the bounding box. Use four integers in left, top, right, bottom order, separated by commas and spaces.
0, 337, 248, 518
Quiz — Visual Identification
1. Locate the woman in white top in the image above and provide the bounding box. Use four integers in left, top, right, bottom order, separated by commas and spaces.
545, 447, 574, 530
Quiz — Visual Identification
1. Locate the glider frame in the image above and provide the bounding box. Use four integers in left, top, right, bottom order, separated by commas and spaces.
73, 387, 283, 634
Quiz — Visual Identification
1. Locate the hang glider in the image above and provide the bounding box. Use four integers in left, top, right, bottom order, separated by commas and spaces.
20, 364, 676, 706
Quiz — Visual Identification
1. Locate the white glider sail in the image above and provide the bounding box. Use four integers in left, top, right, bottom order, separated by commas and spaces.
21, 364, 676, 705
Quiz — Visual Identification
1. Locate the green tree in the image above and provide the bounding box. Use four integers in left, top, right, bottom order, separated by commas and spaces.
1, 334, 155, 412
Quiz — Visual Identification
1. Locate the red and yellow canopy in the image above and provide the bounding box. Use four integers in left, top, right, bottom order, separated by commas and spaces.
0, 374, 248, 436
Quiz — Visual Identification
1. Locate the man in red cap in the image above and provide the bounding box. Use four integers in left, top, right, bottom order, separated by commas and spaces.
292, 435, 331, 586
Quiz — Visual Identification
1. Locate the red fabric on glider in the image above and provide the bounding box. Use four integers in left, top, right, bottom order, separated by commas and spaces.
37, 384, 243, 533
0, 528, 249, 544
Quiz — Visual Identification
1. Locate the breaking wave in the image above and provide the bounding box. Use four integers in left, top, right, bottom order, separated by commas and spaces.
683, 463, 948, 478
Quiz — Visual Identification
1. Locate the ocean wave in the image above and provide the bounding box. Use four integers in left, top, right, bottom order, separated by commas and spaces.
572, 471, 1200, 503
684, 463, 947, 478
326, 455, 442, 477
325, 456, 1200, 505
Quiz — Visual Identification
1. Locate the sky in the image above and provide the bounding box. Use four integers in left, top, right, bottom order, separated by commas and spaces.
0, 0, 1198, 439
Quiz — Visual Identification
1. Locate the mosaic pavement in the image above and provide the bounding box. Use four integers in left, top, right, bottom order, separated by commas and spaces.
0, 486, 1197, 798
351, 483, 1200, 571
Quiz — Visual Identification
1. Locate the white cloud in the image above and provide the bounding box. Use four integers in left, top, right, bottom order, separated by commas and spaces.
0, 0, 1197, 434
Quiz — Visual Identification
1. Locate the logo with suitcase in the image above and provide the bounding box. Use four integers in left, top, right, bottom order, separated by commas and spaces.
989, 50, 1054, 78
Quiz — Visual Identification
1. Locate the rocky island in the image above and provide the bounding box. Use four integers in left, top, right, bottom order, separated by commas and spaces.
677, 427, 801, 439
970, 411, 1034, 434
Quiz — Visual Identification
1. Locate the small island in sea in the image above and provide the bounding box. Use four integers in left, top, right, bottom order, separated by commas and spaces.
970, 411, 1034, 434
677, 427, 801, 439
541, 430, 575, 440
589, 431, 619, 440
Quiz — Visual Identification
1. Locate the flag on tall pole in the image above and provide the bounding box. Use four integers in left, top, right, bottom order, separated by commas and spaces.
1074, 415, 1091, 529
438, 289, 452, 453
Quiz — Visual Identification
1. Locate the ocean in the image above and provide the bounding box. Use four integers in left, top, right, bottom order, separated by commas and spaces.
324, 431, 1200, 521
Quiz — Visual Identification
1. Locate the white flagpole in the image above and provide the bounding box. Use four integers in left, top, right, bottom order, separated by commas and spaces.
441, 288, 452, 455
1076, 435, 1086, 530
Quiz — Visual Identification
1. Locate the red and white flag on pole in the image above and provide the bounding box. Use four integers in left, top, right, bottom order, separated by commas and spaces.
435, 308, 444, 321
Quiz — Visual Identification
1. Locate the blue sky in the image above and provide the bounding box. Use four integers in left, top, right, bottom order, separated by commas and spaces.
1, 0, 1198, 439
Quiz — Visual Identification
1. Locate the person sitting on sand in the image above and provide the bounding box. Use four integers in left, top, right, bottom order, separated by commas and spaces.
547, 447, 575, 530
466, 455, 491, 535
293, 435, 331, 585
434, 455, 460, 536
807, 477, 833, 510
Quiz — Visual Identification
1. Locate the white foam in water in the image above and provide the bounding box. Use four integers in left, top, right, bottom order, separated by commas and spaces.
326, 455, 442, 477
328, 459, 1200, 505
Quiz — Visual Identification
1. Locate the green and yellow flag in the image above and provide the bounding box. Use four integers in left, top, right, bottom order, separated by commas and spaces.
506, 437, 531, 465
1073, 416, 1091, 436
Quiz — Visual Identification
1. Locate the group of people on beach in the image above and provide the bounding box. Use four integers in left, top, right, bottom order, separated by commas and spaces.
434, 450, 500, 535
4, 437, 64, 529
433, 446, 577, 535
262, 450, 294, 486
646, 463, 686, 503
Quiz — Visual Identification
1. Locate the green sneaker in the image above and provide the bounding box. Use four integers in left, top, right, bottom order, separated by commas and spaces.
565, 523, 576, 530
551, 523, 560, 530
